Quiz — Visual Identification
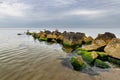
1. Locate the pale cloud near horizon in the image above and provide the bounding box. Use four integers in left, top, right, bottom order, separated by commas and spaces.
0, 0, 120, 27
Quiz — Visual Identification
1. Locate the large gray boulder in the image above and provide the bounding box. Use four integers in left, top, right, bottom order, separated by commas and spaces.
104, 38, 120, 59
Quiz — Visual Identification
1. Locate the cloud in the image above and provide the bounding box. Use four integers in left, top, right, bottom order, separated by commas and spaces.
0, 0, 120, 27
0, 1, 30, 18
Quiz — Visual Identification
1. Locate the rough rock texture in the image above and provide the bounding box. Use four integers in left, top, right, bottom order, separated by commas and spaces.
62, 32, 85, 47
95, 32, 116, 44
77, 50, 98, 64
94, 59, 110, 69
104, 38, 120, 59
83, 36, 93, 44
82, 40, 106, 51
70, 56, 86, 70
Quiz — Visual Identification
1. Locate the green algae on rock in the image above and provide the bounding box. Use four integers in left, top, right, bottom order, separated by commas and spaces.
77, 50, 98, 64
97, 52, 108, 61
70, 56, 86, 71
94, 59, 110, 69
108, 57, 120, 65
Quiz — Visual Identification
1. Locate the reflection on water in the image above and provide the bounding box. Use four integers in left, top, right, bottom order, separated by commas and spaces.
0, 28, 120, 80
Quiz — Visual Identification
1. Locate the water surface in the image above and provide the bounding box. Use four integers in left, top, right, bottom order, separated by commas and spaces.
0, 28, 120, 80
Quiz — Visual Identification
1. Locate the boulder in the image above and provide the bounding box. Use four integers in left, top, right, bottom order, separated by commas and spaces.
82, 36, 93, 44
62, 32, 85, 47
104, 38, 120, 59
97, 52, 108, 61
108, 57, 120, 65
70, 56, 86, 70
94, 59, 110, 69
82, 40, 106, 51
77, 51, 98, 64
95, 32, 116, 44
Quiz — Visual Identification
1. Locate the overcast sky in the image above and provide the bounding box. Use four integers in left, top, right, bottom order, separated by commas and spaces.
0, 0, 120, 28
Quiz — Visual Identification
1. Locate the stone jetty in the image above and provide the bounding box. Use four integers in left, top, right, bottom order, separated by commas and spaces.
26, 30, 120, 70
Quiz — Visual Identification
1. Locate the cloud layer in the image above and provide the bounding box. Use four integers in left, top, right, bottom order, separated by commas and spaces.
0, 0, 120, 27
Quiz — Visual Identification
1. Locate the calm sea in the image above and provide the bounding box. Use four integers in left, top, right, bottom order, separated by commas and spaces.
0, 28, 119, 80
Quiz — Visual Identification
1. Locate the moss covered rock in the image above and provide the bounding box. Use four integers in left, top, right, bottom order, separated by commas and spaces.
108, 57, 120, 65
97, 52, 108, 61
70, 56, 86, 70
77, 51, 98, 64
39, 37, 47, 41
94, 59, 110, 69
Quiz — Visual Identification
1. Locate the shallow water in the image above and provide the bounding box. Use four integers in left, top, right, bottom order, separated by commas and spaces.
0, 28, 120, 80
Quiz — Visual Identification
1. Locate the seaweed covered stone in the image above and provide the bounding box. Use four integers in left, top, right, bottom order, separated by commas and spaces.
108, 57, 120, 65
77, 50, 98, 64
94, 59, 110, 69
70, 56, 86, 71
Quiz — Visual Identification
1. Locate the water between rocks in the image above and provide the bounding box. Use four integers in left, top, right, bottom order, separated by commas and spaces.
0, 28, 120, 80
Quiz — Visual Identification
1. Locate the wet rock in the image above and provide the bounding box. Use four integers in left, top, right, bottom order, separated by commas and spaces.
82, 40, 106, 51
44, 30, 51, 34
26, 30, 32, 35
62, 47, 74, 53
77, 51, 98, 64
95, 32, 116, 44
17, 33, 22, 35
46, 34, 57, 42
82, 36, 93, 44
104, 38, 120, 59
97, 52, 108, 61
32, 33, 40, 39
62, 32, 85, 47
108, 57, 120, 65
70, 56, 86, 70
94, 59, 110, 69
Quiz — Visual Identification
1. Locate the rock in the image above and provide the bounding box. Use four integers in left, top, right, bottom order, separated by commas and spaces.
104, 38, 120, 59
26, 30, 32, 35
97, 52, 108, 61
91, 51, 98, 60
108, 57, 120, 65
56, 35, 63, 43
70, 56, 86, 70
95, 32, 116, 44
17, 33, 22, 35
46, 34, 57, 42
82, 40, 106, 51
44, 30, 51, 34
94, 59, 110, 69
39, 37, 47, 41
32, 33, 40, 39
77, 51, 98, 64
62, 32, 85, 47
62, 47, 74, 53
82, 36, 93, 44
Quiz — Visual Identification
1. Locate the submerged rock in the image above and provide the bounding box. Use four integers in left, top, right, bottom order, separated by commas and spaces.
95, 32, 116, 44
94, 59, 110, 69
17, 33, 22, 35
70, 56, 86, 71
104, 38, 120, 59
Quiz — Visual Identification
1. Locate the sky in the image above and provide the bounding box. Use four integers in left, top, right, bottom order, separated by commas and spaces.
0, 0, 120, 28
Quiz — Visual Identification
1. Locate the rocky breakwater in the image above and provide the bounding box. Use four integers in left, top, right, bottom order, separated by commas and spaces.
26, 30, 120, 71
